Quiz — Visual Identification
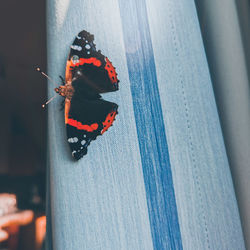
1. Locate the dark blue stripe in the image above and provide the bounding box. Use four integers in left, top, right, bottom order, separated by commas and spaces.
118, 1, 183, 249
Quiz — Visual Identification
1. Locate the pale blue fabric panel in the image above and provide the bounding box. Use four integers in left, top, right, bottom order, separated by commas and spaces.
46, 0, 245, 249
117, 1, 182, 249
146, 0, 245, 249
47, 0, 153, 249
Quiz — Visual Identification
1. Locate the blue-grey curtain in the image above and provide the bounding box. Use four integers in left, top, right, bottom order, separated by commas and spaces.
195, 0, 250, 248
46, 0, 245, 249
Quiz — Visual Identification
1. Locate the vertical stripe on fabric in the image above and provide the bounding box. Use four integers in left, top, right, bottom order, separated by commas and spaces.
118, 1, 183, 249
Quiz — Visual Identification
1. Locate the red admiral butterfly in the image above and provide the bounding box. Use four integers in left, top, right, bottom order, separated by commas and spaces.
41, 30, 119, 160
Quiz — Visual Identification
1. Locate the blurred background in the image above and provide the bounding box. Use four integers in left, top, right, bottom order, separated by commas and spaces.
0, 0, 46, 249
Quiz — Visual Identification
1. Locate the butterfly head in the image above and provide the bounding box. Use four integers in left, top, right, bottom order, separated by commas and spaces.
54, 86, 64, 96
55, 84, 75, 100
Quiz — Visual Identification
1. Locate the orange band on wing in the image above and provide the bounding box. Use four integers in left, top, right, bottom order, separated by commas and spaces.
67, 118, 98, 132
65, 60, 73, 83
105, 57, 118, 84
101, 111, 117, 134
69, 57, 101, 68
65, 99, 71, 124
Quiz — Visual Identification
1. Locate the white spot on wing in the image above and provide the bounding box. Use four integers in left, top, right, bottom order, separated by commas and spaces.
71, 45, 82, 51
68, 137, 78, 143
81, 140, 86, 145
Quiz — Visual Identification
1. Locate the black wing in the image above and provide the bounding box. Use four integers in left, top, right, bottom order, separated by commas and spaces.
67, 30, 119, 93
66, 79, 118, 160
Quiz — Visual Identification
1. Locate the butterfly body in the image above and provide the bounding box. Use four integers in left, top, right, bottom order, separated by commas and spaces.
56, 30, 119, 160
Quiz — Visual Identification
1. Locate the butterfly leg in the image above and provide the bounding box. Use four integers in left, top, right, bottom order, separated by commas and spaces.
59, 75, 66, 85
60, 99, 65, 111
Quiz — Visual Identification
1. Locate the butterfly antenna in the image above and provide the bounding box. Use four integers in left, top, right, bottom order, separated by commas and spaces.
36, 67, 57, 86
42, 94, 58, 108
36, 67, 59, 108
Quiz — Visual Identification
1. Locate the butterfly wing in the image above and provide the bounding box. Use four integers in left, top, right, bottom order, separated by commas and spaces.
64, 30, 119, 160
65, 79, 118, 160
65, 30, 119, 93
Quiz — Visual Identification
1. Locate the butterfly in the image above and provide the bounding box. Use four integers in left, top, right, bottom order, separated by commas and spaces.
55, 30, 119, 160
